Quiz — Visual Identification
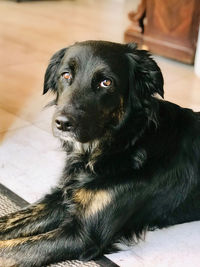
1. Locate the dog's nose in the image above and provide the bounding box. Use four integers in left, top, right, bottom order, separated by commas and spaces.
55, 116, 73, 131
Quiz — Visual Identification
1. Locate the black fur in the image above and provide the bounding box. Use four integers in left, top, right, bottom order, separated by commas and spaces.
0, 40, 200, 267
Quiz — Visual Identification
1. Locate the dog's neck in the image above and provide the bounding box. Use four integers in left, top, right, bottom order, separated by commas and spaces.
61, 136, 99, 153
60, 136, 102, 173
59, 108, 154, 174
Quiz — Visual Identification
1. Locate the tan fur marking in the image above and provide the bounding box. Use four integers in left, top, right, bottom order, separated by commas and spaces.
110, 97, 125, 124
119, 97, 125, 119
74, 189, 112, 217
0, 238, 29, 249
1, 204, 46, 230
115, 97, 125, 121
0, 230, 57, 249
86, 147, 102, 172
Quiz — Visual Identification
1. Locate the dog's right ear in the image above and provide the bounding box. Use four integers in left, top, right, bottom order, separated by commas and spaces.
43, 48, 67, 94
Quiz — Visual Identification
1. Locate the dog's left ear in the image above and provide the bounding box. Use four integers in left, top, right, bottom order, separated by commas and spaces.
126, 44, 164, 100
43, 47, 67, 94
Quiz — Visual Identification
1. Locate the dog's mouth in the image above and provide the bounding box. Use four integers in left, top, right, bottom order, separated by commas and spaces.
52, 126, 75, 141
52, 116, 105, 144
53, 127, 93, 143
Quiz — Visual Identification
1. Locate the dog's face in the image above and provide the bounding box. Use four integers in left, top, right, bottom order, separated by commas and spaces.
44, 41, 164, 143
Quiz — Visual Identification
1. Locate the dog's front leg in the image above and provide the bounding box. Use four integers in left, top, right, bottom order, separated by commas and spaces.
0, 188, 66, 240
0, 186, 136, 267
0, 222, 97, 267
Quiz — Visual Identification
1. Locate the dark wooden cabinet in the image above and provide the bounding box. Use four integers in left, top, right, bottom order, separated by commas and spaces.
124, 0, 200, 64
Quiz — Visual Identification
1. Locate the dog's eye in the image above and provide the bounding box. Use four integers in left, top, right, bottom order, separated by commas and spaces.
62, 72, 72, 81
100, 79, 112, 88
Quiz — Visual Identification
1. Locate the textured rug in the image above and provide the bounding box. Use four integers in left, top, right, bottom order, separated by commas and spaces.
0, 184, 118, 267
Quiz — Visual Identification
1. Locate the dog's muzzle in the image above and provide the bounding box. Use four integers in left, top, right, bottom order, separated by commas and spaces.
52, 108, 104, 143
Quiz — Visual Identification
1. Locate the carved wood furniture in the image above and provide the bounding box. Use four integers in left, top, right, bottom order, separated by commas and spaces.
124, 0, 200, 64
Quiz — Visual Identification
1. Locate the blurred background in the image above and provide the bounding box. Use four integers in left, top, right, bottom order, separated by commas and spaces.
0, 0, 199, 203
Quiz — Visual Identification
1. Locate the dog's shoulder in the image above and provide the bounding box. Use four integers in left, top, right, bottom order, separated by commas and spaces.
158, 99, 200, 138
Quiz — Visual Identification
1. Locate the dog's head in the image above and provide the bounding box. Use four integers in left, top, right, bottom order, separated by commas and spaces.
43, 41, 164, 144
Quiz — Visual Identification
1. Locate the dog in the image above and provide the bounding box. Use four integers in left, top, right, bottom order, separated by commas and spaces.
0, 40, 200, 266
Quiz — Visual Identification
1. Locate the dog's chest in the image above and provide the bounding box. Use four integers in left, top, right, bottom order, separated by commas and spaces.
60, 150, 111, 217
61, 142, 144, 218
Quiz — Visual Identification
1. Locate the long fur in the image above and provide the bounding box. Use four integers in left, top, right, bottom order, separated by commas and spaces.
0, 40, 200, 267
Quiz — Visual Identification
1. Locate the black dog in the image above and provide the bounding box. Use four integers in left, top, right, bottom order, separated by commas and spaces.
0, 40, 200, 266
